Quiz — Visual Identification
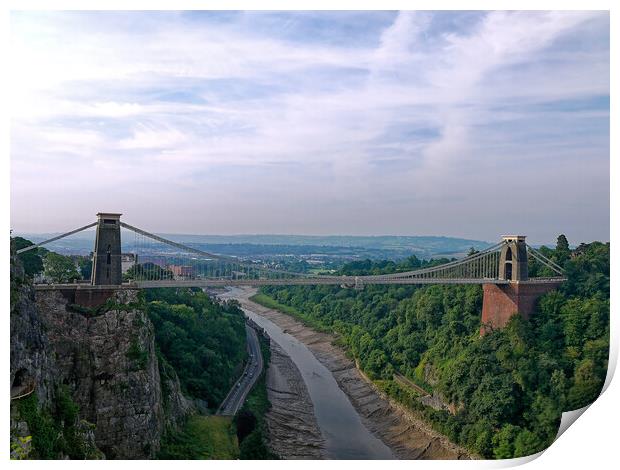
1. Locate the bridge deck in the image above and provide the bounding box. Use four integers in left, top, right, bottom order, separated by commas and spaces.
33, 277, 565, 290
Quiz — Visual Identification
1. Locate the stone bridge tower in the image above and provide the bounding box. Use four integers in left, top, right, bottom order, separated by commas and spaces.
498, 235, 528, 281
91, 213, 122, 286
481, 235, 561, 334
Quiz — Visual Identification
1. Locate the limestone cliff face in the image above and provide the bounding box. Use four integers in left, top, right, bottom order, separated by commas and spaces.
10, 255, 192, 459
10, 256, 56, 407
34, 289, 167, 458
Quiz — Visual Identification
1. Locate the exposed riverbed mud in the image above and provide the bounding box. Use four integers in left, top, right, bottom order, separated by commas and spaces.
264, 341, 326, 459
233, 287, 472, 460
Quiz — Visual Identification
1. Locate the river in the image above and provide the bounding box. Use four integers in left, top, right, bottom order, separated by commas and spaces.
221, 287, 394, 460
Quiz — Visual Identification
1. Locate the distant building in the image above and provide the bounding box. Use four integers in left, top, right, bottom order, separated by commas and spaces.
168, 265, 194, 279
121, 253, 137, 273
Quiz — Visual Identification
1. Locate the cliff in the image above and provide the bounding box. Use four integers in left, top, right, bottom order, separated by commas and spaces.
10, 255, 192, 459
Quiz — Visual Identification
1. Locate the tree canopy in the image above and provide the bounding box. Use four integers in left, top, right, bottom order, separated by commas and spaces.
259, 236, 609, 459
43, 252, 80, 283
11, 237, 46, 277
145, 288, 246, 408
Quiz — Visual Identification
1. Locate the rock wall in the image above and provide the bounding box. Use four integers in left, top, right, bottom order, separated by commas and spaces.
10, 257, 56, 407
34, 289, 163, 458
10, 255, 192, 459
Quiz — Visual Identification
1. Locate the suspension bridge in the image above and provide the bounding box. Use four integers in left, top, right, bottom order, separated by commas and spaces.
16, 213, 566, 331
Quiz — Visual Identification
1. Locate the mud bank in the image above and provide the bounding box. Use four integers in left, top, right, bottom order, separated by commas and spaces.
235, 288, 472, 460
264, 341, 326, 459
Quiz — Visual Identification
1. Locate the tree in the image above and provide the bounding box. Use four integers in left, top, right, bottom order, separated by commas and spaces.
513, 429, 545, 457
146, 290, 246, 406
43, 252, 80, 283
77, 257, 92, 280
235, 410, 257, 443
567, 358, 603, 409
469, 374, 517, 426
12, 237, 44, 277
555, 234, 570, 265
492, 424, 521, 459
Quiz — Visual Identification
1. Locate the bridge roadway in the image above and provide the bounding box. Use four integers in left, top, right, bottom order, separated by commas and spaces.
217, 323, 264, 416
32, 276, 566, 291
136, 277, 512, 287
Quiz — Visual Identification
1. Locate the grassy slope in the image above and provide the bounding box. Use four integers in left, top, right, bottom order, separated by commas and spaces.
158, 415, 239, 459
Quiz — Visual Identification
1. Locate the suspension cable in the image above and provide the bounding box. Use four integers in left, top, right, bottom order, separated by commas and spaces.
526, 244, 565, 276
367, 241, 506, 280
120, 221, 308, 277
15, 222, 98, 254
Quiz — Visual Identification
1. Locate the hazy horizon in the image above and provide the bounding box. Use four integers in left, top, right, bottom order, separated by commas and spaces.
13, 227, 600, 249
10, 11, 610, 244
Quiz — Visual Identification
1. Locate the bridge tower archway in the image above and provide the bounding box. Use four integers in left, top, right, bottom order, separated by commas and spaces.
498, 236, 528, 282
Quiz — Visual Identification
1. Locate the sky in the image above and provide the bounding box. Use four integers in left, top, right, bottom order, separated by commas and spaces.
9, 11, 610, 244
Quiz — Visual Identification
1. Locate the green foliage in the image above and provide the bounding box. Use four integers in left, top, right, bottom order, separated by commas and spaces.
250, 292, 330, 333
15, 386, 98, 459
16, 394, 58, 459
236, 334, 278, 460
492, 424, 521, 459
555, 235, 571, 265
43, 252, 80, 283
259, 238, 609, 459
77, 257, 92, 280
146, 288, 246, 408
339, 253, 452, 276
10, 435, 32, 460
513, 429, 546, 457
158, 415, 239, 459
562, 242, 609, 298
239, 430, 271, 459
12, 237, 46, 277
126, 337, 148, 370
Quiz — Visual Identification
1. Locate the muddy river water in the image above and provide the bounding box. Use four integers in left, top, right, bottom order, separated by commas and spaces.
221, 287, 394, 460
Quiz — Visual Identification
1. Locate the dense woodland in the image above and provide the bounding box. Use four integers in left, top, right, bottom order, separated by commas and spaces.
260, 236, 610, 458
144, 288, 247, 409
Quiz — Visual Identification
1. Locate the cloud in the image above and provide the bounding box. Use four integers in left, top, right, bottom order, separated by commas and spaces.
10, 11, 609, 243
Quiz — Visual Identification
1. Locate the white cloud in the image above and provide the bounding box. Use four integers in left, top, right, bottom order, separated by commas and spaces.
10, 11, 609, 242
118, 125, 188, 150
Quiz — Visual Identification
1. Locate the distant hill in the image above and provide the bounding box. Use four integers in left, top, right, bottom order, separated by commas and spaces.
13, 232, 492, 260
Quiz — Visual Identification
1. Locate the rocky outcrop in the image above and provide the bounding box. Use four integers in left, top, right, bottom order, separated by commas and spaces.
10, 253, 192, 459
33, 289, 166, 458
10, 259, 56, 407
158, 353, 194, 431
264, 341, 325, 459
35, 289, 196, 458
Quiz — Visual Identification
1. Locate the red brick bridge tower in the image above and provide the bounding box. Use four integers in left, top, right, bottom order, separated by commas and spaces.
480, 235, 562, 334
